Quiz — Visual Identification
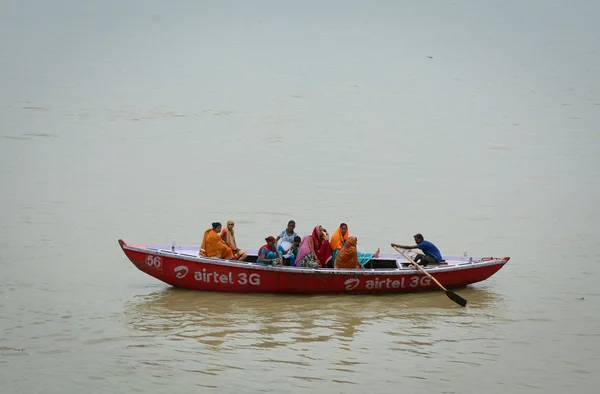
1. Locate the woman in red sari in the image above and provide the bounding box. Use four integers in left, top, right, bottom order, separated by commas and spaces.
310, 225, 333, 268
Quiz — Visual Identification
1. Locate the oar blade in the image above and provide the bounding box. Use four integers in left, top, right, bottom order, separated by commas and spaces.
445, 290, 467, 307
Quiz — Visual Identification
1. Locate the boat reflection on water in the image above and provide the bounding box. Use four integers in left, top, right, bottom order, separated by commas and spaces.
124, 286, 505, 352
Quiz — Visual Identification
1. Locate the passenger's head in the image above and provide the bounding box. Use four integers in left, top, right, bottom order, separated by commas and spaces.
287, 220, 296, 231
413, 233, 424, 243
340, 223, 348, 235
347, 236, 357, 247
293, 236, 301, 245
212, 222, 222, 232
319, 226, 328, 239
226, 220, 235, 231
265, 236, 276, 246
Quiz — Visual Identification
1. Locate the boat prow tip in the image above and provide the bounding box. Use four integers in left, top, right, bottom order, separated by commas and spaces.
118, 239, 126, 248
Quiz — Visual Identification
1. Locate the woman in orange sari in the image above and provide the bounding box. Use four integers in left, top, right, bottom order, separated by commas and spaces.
199, 222, 234, 259
220, 220, 248, 261
330, 223, 349, 254
330, 223, 380, 267
334, 237, 363, 269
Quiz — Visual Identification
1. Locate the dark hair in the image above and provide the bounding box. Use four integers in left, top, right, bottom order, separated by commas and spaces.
288, 220, 295, 226
212, 222, 222, 230
340, 222, 348, 228
294, 236, 302, 243
265, 236, 276, 243
414, 233, 424, 241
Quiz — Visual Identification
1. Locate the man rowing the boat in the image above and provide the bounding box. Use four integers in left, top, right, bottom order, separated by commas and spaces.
391, 234, 443, 267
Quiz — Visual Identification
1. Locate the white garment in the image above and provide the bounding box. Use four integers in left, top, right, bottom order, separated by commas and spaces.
280, 240, 293, 257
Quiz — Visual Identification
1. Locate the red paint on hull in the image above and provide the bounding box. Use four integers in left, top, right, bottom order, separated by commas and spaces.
119, 240, 508, 295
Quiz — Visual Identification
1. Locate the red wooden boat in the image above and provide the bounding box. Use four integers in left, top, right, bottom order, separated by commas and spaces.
118, 239, 509, 295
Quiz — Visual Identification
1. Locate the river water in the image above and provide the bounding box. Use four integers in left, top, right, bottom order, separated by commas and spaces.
1, 1, 599, 393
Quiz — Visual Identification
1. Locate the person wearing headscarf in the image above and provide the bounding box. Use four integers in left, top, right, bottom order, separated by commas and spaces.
220, 220, 248, 261
330, 223, 349, 256
199, 222, 234, 259
334, 237, 364, 269
311, 225, 333, 268
330, 223, 380, 267
294, 235, 320, 268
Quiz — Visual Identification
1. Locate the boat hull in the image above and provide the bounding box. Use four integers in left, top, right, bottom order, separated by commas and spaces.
119, 240, 509, 294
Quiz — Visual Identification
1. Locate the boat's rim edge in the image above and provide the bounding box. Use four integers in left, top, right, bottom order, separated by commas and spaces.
119, 239, 509, 276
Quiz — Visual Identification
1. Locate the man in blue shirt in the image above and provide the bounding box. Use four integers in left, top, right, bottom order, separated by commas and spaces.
391, 234, 443, 266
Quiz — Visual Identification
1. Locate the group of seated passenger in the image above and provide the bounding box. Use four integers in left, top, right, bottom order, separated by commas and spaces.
330, 223, 380, 268
199, 220, 381, 269
199, 221, 248, 261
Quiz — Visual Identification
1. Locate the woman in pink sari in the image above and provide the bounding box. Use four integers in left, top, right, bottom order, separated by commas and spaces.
294, 235, 320, 268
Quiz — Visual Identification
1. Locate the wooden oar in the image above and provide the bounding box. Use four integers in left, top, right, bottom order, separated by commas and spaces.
392, 245, 467, 307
